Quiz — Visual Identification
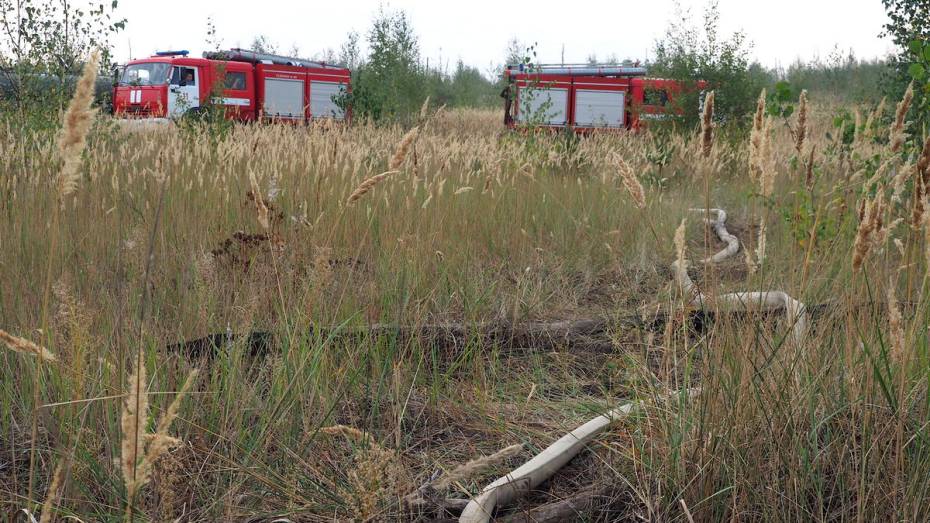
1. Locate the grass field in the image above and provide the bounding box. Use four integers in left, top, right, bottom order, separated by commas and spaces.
2, 75, 930, 522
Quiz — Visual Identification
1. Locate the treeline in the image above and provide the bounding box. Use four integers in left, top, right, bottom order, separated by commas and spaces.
1, 0, 919, 129
245, 8, 502, 121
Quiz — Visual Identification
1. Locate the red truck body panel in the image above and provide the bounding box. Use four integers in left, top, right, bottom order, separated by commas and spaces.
113, 52, 351, 123
504, 66, 703, 132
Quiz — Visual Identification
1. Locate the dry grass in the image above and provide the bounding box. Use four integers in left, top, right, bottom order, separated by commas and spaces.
2, 88, 930, 521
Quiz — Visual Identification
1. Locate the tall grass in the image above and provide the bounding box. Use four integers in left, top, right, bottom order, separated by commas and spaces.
1, 92, 929, 520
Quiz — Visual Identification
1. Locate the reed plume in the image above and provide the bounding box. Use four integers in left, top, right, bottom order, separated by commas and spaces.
853, 191, 886, 271
0, 329, 57, 362
618, 158, 646, 209
56, 50, 100, 202
389, 126, 420, 170
701, 91, 715, 158
890, 82, 913, 153
346, 170, 399, 205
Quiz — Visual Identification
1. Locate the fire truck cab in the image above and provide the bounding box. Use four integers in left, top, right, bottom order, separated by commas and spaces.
502, 64, 700, 132
113, 49, 351, 123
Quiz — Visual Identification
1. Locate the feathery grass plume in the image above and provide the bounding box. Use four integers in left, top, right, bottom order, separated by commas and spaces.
121, 361, 150, 506
322, 424, 376, 445
121, 364, 196, 518
56, 49, 100, 202
432, 443, 523, 490
890, 82, 914, 153
388, 126, 420, 170
156, 369, 200, 434
346, 170, 399, 205
795, 90, 808, 153
248, 171, 270, 230
853, 191, 886, 271
39, 460, 65, 523
0, 329, 57, 362
674, 219, 687, 269
749, 89, 766, 181
618, 157, 646, 209
701, 91, 715, 158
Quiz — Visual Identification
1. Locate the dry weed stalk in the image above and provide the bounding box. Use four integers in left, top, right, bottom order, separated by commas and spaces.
56, 50, 100, 202
887, 285, 905, 364
0, 329, 57, 362
323, 424, 407, 520
864, 97, 885, 137
759, 117, 775, 198
756, 220, 767, 264
248, 171, 270, 230
917, 135, 930, 184
890, 82, 914, 153
749, 89, 766, 181
618, 158, 646, 209
419, 96, 430, 120
913, 177, 925, 228
795, 90, 808, 153
701, 91, 715, 158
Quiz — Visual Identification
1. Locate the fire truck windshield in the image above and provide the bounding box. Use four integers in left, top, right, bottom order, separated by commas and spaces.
119, 63, 170, 86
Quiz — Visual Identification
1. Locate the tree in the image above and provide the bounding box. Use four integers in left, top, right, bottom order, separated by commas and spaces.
0, 0, 125, 116
249, 34, 277, 54
339, 31, 361, 70
345, 7, 425, 121
650, 0, 761, 126
881, 0, 930, 131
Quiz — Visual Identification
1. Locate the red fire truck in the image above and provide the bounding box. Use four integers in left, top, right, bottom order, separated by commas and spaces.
502, 64, 700, 131
113, 49, 351, 123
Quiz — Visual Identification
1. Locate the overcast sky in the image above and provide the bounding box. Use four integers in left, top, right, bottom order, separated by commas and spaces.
112, 0, 893, 73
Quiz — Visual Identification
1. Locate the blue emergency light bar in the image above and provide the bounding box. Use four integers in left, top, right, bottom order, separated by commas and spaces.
155, 50, 189, 57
